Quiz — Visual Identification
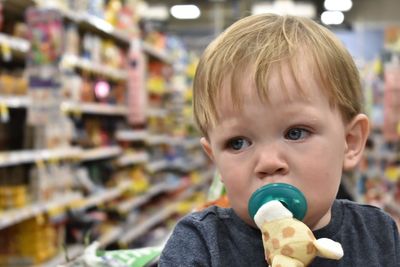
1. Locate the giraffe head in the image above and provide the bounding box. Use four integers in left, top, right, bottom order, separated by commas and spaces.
254, 200, 343, 266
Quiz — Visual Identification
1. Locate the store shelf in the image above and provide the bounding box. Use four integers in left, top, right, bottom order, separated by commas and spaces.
147, 108, 168, 118
98, 225, 124, 248
183, 138, 201, 149
117, 182, 172, 214
0, 193, 82, 230
116, 151, 149, 167
0, 95, 30, 108
61, 101, 128, 116
173, 157, 208, 172
146, 135, 200, 148
0, 98, 128, 116
37, 244, 84, 267
115, 129, 148, 142
119, 203, 176, 246
142, 42, 173, 64
0, 1, 203, 263
146, 134, 170, 146
61, 54, 128, 80
62, 10, 130, 46
74, 183, 130, 211
4, 0, 130, 47
0, 147, 82, 167
145, 157, 207, 173
118, 184, 199, 246
79, 146, 122, 162
0, 33, 30, 53
146, 159, 168, 173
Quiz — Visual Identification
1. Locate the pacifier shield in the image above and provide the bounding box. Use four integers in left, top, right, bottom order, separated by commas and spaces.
248, 183, 307, 220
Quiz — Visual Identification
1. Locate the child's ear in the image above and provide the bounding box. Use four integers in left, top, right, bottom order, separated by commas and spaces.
343, 114, 370, 170
200, 137, 214, 161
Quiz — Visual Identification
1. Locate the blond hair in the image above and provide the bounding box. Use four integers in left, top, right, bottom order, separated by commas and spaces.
193, 13, 362, 137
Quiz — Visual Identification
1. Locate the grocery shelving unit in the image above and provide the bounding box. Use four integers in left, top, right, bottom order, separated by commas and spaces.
345, 48, 400, 227
0, 0, 211, 266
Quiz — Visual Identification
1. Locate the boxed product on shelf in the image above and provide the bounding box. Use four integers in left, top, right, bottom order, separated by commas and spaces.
29, 162, 78, 202
0, 216, 61, 265
0, 72, 28, 95
0, 185, 27, 209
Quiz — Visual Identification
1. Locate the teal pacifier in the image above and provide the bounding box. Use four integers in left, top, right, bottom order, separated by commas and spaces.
248, 183, 307, 221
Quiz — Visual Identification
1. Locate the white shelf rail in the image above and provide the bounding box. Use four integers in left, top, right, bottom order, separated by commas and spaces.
0, 147, 82, 167
0, 193, 82, 230
79, 146, 122, 162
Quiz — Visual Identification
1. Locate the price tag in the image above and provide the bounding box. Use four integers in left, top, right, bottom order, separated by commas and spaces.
0, 102, 9, 122
47, 204, 65, 217
1, 41, 11, 61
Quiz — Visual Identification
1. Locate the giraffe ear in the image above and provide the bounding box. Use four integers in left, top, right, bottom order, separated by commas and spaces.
314, 238, 344, 260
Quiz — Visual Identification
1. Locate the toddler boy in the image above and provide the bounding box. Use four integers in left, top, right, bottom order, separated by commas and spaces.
159, 13, 400, 266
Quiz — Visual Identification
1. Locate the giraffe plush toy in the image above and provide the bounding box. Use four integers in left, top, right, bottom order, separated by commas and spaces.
254, 200, 344, 267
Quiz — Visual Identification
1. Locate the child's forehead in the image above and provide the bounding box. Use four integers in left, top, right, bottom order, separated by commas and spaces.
218, 59, 322, 105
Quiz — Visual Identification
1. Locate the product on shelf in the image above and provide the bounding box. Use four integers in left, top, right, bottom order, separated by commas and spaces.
0, 3, 3, 32
105, 0, 122, 27
65, 24, 80, 56
0, 72, 28, 95
0, 185, 27, 209
30, 161, 77, 201
127, 38, 146, 126
0, 216, 60, 265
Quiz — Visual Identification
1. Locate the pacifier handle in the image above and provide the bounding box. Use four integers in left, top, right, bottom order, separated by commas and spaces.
248, 183, 307, 221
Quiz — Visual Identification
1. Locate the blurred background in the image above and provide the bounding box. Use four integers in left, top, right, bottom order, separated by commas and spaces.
0, 0, 399, 266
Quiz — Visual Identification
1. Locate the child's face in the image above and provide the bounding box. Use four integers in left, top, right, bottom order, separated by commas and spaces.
201, 66, 353, 230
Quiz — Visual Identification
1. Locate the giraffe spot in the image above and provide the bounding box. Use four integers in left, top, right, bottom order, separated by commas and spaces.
263, 231, 270, 241
281, 244, 294, 256
276, 265, 282, 267
272, 238, 280, 249
282, 226, 296, 238
307, 242, 316, 254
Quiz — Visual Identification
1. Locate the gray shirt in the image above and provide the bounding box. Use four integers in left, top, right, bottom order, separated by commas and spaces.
159, 199, 400, 266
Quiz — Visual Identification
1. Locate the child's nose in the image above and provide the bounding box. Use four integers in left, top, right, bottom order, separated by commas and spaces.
254, 144, 288, 179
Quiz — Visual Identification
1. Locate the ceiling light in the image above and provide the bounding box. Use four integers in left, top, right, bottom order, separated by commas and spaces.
144, 5, 169, 20
321, 11, 344, 25
324, 0, 353, 12
170, 5, 201, 20
252, 1, 316, 18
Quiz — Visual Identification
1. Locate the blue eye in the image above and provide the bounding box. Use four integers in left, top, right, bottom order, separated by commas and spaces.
285, 128, 310, 140
227, 138, 251, 151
